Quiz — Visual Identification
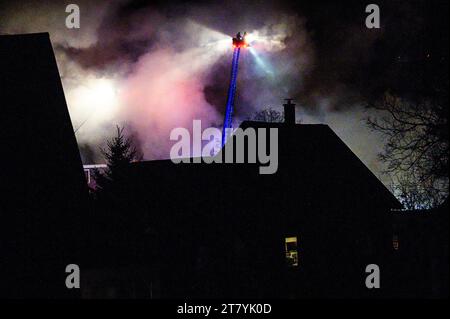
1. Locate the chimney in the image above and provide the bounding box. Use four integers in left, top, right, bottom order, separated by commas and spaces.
283, 98, 296, 125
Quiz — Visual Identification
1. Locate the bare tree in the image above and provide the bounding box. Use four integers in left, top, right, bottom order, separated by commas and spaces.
252, 108, 284, 123
388, 169, 444, 210
368, 93, 448, 208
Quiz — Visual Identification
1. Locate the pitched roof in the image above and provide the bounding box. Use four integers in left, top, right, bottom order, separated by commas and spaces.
130, 121, 401, 213
1, 32, 87, 210
1, 33, 88, 297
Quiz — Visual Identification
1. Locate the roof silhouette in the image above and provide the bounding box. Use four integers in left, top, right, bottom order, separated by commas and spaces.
1, 33, 88, 298
131, 120, 401, 212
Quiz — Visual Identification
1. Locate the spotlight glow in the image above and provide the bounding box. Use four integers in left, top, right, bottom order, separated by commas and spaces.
67, 78, 120, 133
249, 47, 274, 76
244, 33, 257, 44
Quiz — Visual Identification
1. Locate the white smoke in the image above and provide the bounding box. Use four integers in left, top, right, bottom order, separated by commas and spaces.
1, 1, 314, 158
0, 0, 388, 187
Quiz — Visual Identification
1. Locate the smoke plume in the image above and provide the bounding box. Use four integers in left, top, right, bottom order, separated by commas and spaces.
4, 0, 433, 186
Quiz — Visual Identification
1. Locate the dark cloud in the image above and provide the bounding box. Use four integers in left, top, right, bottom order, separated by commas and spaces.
296, 0, 448, 111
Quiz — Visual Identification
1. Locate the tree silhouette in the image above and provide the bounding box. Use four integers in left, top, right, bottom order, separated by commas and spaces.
252, 108, 284, 123
368, 92, 449, 208
94, 125, 137, 197
92, 126, 144, 260
388, 169, 444, 210
92, 126, 138, 227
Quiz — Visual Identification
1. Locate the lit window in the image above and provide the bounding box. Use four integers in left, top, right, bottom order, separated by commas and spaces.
393, 235, 399, 250
285, 236, 299, 267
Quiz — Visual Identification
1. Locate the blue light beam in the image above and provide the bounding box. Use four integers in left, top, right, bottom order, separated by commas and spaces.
221, 47, 241, 147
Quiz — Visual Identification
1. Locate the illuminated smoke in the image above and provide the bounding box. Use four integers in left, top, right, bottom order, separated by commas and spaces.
1, 0, 315, 160
0, 0, 390, 185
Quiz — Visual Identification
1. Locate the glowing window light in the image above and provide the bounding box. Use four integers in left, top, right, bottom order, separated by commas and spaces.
285, 236, 299, 267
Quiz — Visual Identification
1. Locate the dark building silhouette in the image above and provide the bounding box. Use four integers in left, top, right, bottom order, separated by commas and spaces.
96, 119, 402, 298
391, 200, 449, 298
1, 33, 88, 298
1, 32, 446, 299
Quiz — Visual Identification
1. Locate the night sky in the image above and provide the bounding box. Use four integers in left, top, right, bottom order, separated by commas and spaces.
0, 0, 448, 186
